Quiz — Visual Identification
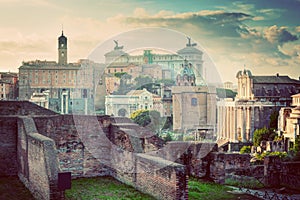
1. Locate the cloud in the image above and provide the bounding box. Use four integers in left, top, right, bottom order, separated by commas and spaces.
120, 9, 254, 39
256, 8, 285, 20
278, 42, 300, 57
263, 25, 298, 45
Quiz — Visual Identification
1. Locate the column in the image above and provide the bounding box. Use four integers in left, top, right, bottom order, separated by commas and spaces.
245, 107, 250, 141
233, 107, 237, 142
241, 107, 246, 142
222, 106, 226, 139
230, 107, 235, 142
226, 107, 229, 140
217, 105, 220, 139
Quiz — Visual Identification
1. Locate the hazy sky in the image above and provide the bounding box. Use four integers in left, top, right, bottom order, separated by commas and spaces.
0, 0, 299, 83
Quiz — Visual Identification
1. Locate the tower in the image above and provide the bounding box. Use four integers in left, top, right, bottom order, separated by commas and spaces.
58, 31, 67, 65
176, 59, 196, 86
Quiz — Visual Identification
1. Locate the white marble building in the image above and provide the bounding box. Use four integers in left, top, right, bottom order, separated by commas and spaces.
105, 88, 154, 117
217, 69, 300, 142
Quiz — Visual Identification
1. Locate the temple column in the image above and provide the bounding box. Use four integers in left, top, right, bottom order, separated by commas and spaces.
233, 106, 238, 142
242, 107, 246, 142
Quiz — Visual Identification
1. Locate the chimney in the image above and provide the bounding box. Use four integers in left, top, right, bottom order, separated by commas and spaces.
276, 73, 279, 77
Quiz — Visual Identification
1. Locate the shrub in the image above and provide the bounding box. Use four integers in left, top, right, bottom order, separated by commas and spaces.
240, 145, 251, 154
255, 151, 287, 161
253, 127, 269, 147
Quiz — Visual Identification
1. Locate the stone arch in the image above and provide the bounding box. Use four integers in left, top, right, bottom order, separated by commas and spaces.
118, 108, 128, 117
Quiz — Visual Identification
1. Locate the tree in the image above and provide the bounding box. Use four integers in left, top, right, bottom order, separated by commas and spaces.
130, 109, 162, 132
134, 76, 153, 88
164, 132, 173, 142
253, 127, 269, 147
155, 79, 175, 87
113, 72, 133, 95
240, 145, 251, 154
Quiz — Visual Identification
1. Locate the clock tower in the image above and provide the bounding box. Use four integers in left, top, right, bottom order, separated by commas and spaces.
58, 31, 67, 65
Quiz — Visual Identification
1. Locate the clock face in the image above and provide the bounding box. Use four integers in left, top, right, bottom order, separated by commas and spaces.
61, 43, 64, 47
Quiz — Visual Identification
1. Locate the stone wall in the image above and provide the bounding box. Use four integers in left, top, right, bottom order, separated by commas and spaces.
110, 152, 188, 200
0, 116, 18, 176
33, 114, 186, 200
0, 101, 57, 116
33, 115, 113, 177
264, 156, 300, 191
280, 161, 300, 190
209, 152, 251, 183
0, 100, 188, 200
17, 117, 60, 200
149, 141, 217, 178
135, 154, 187, 200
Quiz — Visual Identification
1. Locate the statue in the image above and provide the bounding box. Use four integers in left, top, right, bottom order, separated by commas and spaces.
186, 37, 191, 47
186, 36, 197, 47
113, 40, 123, 50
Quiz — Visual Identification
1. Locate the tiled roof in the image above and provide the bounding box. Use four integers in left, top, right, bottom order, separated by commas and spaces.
252, 76, 300, 84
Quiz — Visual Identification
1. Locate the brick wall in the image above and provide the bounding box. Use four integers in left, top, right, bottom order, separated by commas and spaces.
112, 153, 188, 200
17, 117, 60, 200
33, 114, 188, 199
0, 100, 188, 200
0, 116, 18, 176
33, 115, 113, 178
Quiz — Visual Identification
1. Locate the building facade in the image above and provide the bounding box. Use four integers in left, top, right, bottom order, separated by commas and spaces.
104, 37, 203, 83
0, 72, 18, 100
172, 60, 216, 134
105, 88, 154, 117
217, 69, 300, 142
278, 94, 300, 142
18, 32, 98, 114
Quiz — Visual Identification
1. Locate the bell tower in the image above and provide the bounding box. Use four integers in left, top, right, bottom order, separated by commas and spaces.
58, 31, 67, 65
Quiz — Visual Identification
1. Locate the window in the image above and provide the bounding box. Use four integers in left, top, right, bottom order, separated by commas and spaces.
191, 98, 197, 106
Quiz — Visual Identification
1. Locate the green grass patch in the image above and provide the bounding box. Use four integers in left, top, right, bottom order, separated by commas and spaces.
65, 176, 155, 200
189, 178, 236, 200
225, 177, 264, 189
0, 176, 34, 200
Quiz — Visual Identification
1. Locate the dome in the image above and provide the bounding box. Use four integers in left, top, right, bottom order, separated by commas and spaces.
58, 31, 67, 42
179, 60, 195, 76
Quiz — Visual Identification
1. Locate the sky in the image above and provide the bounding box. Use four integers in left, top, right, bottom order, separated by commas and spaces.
0, 0, 300, 83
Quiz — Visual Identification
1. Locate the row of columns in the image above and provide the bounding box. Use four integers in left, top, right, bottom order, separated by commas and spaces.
218, 105, 256, 142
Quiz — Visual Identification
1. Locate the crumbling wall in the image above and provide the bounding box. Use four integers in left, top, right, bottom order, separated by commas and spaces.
209, 152, 251, 184
111, 152, 188, 200
17, 117, 60, 200
264, 156, 300, 191
33, 115, 113, 177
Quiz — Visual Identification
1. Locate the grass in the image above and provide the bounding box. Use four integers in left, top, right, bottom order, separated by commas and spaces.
189, 177, 261, 200
0, 176, 34, 200
189, 178, 236, 200
225, 177, 264, 189
0, 175, 261, 200
65, 176, 155, 200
